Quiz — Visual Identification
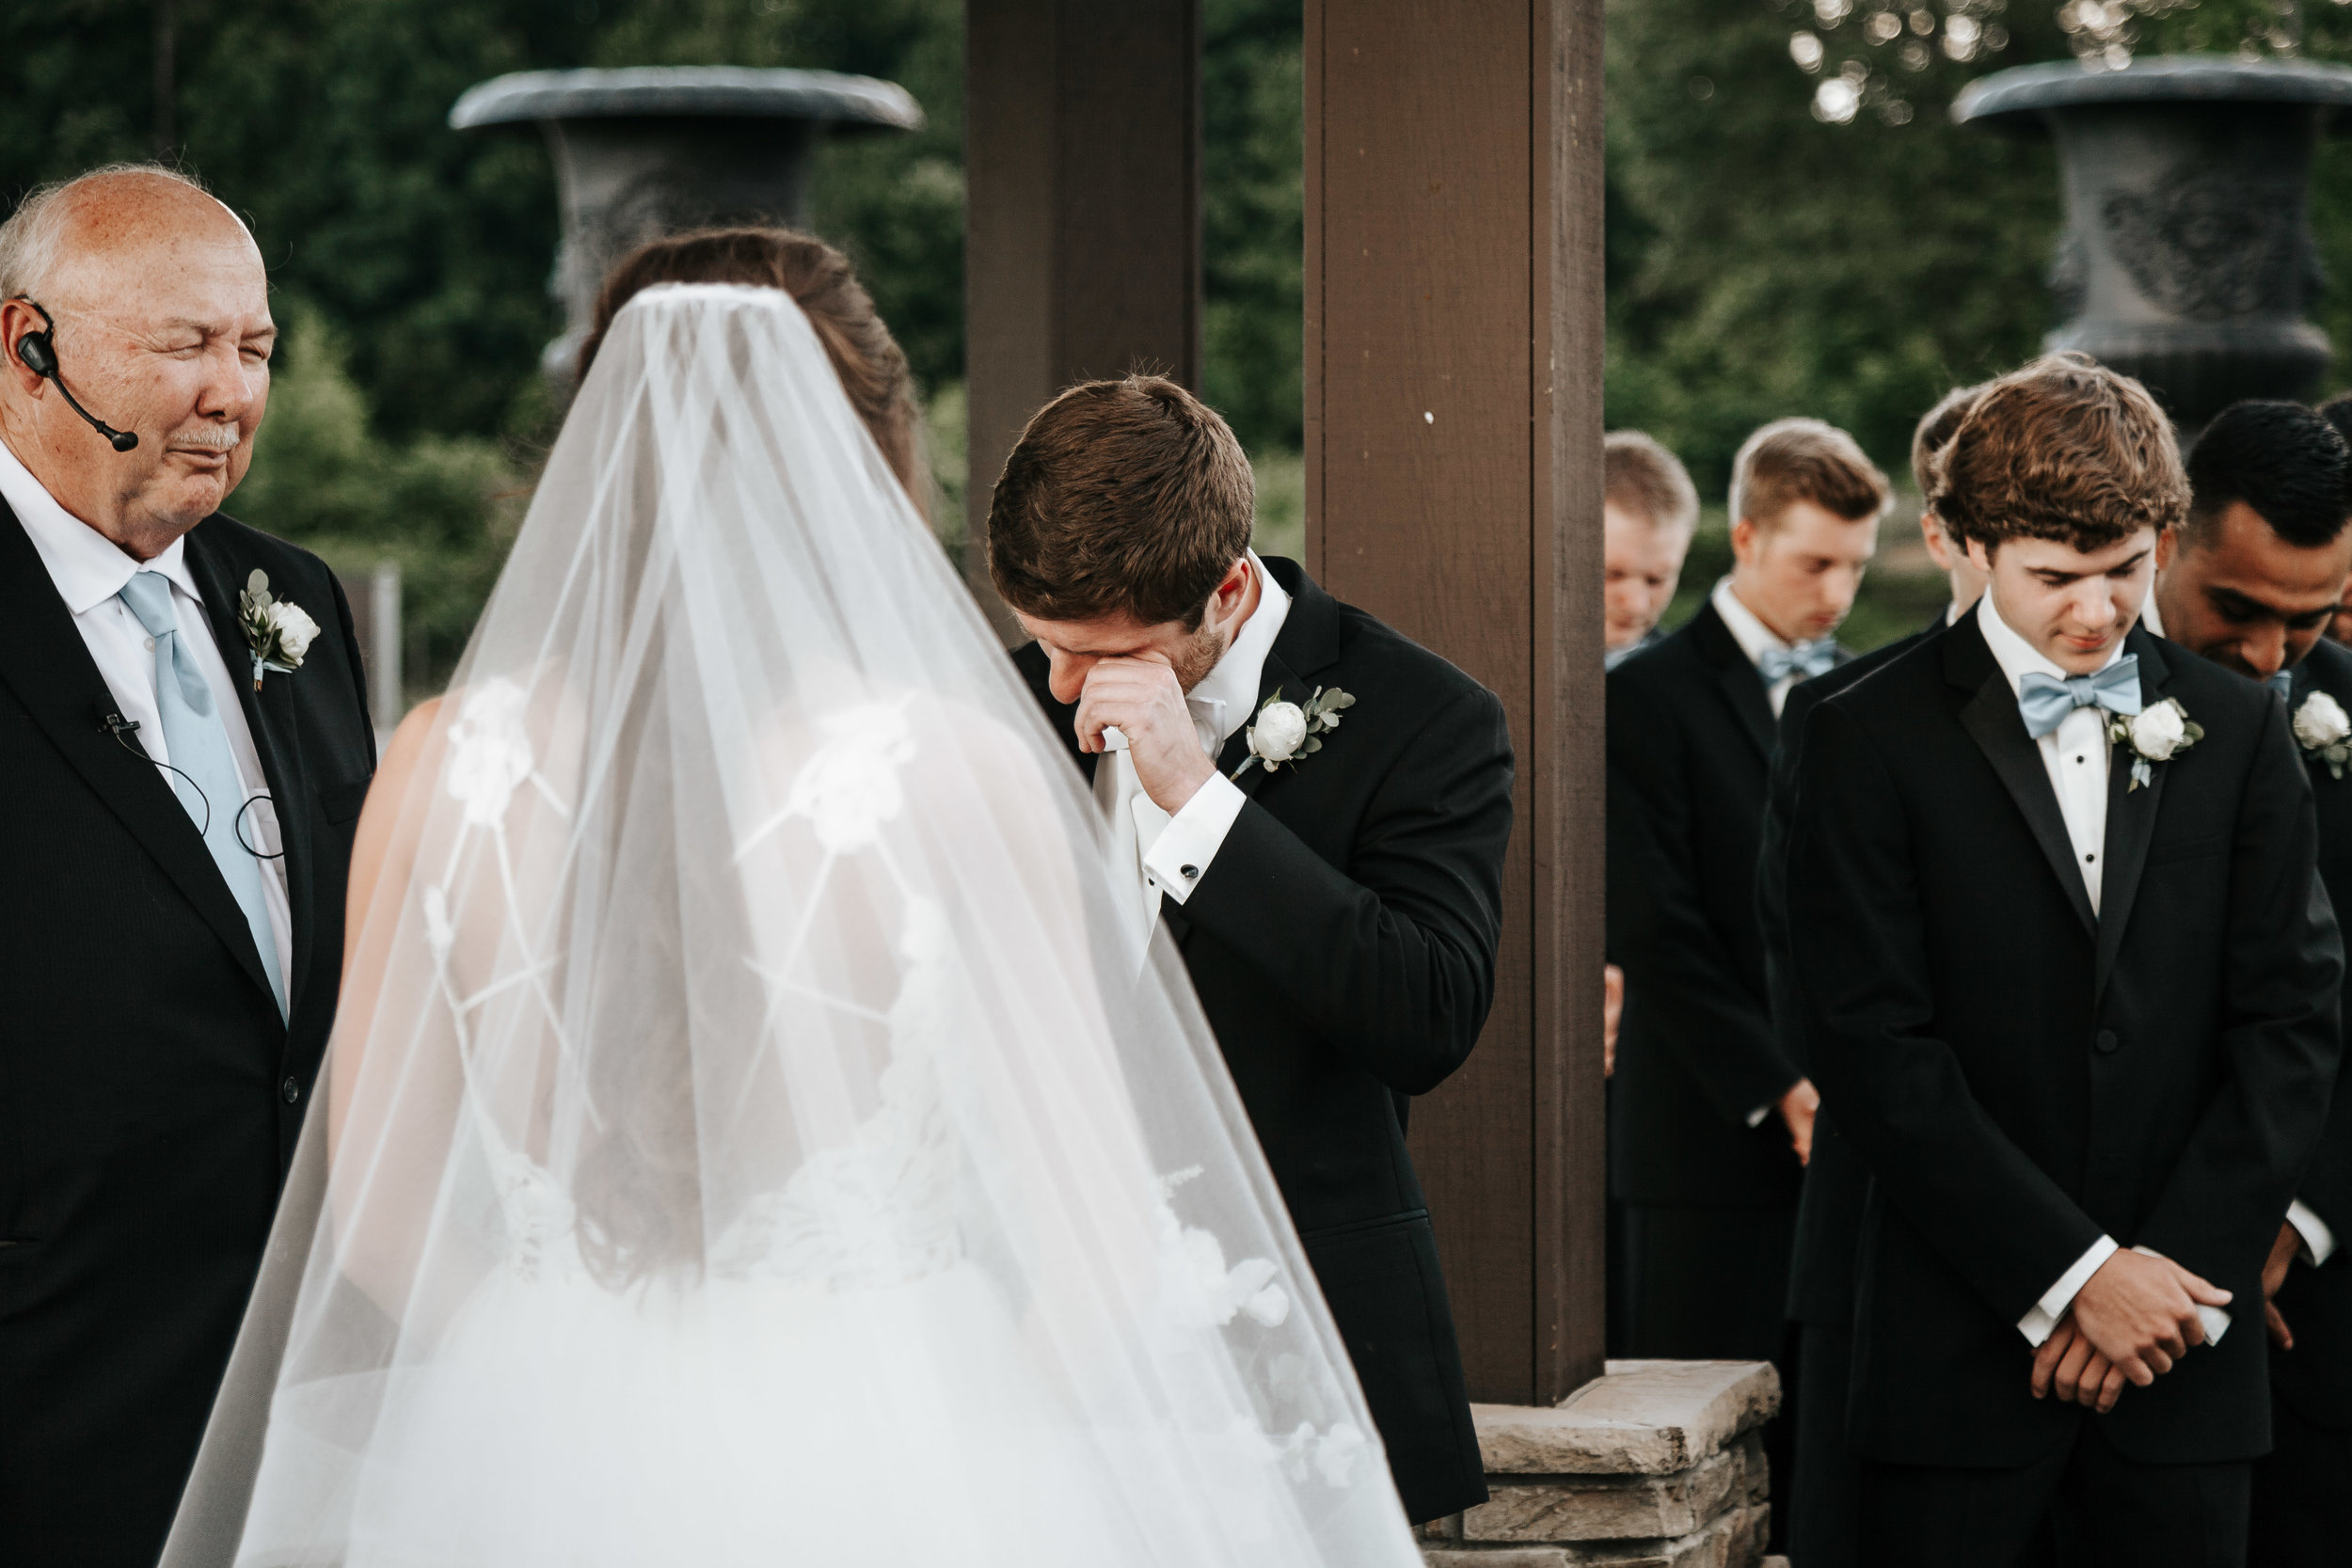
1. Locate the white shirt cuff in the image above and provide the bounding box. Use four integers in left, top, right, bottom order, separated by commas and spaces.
2019, 1235, 2119, 1347
2289, 1199, 2338, 1268
1142, 771, 1248, 907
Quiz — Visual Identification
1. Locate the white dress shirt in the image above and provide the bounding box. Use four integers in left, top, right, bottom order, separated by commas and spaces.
1977, 594, 2231, 1346
0, 436, 294, 986
2133, 594, 2337, 1267
1710, 578, 1804, 718
1978, 594, 2118, 916
1096, 552, 1293, 945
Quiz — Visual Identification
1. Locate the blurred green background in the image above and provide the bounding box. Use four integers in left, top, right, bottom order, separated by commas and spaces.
8, 0, 2350, 694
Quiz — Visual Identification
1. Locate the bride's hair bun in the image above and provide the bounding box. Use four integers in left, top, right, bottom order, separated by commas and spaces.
581, 226, 928, 518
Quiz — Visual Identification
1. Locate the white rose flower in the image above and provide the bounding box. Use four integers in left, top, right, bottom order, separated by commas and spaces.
266, 600, 322, 663
1250, 701, 1309, 764
2296, 691, 2351, 751
2128, 700, 2187, 760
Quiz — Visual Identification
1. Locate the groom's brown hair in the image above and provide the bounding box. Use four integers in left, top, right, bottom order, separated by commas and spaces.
988, 374, 1256, 628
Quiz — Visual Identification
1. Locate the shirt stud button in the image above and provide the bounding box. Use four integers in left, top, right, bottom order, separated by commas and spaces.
2085, 853, 2096, 863
1181, 864, 1200, 879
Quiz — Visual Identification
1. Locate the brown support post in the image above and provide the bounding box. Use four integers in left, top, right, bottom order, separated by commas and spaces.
1304, 0, 1606, 1406
963, 0, 1203, 639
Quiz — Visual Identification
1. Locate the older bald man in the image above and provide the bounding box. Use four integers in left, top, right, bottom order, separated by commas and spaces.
0, 165, 373, 1565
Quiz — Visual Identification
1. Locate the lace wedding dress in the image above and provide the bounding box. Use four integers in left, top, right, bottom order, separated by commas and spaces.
161, 286, 1422, 1568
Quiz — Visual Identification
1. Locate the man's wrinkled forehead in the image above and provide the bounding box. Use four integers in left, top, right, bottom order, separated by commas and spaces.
42, 182, 265, 316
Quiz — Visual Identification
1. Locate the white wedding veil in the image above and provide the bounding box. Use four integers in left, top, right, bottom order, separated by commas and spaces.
162, 284, 1423, 1566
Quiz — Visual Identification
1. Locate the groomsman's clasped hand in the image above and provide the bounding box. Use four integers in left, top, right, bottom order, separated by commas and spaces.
2028, 1248, 2233, 1411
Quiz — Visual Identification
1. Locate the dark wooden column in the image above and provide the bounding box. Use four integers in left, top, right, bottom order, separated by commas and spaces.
1304, 0, 1607, 1406
963, 0, 1203, 637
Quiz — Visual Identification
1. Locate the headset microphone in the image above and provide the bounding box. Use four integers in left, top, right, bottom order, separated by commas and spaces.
13, 300, 137, 451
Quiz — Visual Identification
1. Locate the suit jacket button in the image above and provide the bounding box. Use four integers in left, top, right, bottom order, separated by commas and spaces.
280, 1076, 301, 1104
2094, 1030, 2119, 1055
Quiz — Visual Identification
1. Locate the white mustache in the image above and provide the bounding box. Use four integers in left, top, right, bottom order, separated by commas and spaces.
166, 427, 243, 453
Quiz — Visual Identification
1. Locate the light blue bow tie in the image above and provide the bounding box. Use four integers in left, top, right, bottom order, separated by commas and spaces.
1756, 639, 1838, 686
2017, 657, 2142, 738
2270, 669, 2295, 700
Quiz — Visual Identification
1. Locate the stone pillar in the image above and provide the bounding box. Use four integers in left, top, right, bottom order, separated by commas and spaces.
1418, 1361, 1782, 1568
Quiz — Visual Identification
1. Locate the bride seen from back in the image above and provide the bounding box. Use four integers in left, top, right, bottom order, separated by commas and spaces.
160, 230, 1424, 1567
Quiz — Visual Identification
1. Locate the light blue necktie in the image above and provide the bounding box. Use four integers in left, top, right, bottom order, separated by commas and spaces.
1756, 638, 1839, 686
2270, 669, 2295, 700
118, 571, 287, 1019
2017, 656, 2143, 739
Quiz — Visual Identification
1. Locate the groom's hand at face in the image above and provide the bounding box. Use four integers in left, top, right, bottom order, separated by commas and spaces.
1074, 656, 1217, 814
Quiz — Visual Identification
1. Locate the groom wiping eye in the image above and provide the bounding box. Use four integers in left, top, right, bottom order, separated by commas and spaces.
993, 373, 1516, 1527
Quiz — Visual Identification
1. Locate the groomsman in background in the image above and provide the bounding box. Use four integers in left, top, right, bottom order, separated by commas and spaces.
1789, 356, 2341, 1568
1605, 420, 1886, 1528
1757, 382, 1984, 1568
2316, 394, 2352, 650
1603, 430, 1700, 670
1598, 427, 1699, 1353
2146, 400, 2352, 1568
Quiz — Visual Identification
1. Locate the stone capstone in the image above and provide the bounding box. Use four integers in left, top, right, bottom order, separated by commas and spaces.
1422, 1360, 1780, 1568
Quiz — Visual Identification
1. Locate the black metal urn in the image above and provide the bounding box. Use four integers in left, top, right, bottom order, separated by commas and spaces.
1955, 56, 2352, 424
451, 67, 922, 380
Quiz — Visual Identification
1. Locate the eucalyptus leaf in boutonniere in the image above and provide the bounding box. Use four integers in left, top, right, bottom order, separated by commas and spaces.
238, 569, 321, 692
2294, 690, 2352, 780
1232, 686, 1356, 779
2108, 696, 2201, 791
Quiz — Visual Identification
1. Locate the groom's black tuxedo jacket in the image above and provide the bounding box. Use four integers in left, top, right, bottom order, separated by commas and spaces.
1788, 613, 2342, 1467
1014, 556, 1513, 1524
0, 504, 374, 1567
1606, 598, 1842, 1213
2270, 635, 2352, 1436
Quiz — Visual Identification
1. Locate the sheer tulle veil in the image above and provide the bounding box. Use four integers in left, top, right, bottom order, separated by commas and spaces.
160, 284, 1423, 1566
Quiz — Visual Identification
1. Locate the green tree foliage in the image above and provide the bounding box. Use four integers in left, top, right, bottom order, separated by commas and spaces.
1205, 0, 1306, 451
1607, 0, 2352, 503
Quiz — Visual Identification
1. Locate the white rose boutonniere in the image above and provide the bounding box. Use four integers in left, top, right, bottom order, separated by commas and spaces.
238, 570, 319, 692
1232, 686, 1356, 779
2108, 696, 2202, 790
2295, 690, 2352, 780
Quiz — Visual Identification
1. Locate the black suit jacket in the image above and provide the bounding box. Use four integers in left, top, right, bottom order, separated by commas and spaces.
1607, 599, 1840, 1211
1788, 614, 2342, 1466
1014, 556, 1512, 1523
0, 506, 375, 1567
1759, 616, 1946, 1327
2273, 636, 2352, 1432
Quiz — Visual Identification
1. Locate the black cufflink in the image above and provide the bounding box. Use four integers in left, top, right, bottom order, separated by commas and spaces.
1181, 864, 1200, 879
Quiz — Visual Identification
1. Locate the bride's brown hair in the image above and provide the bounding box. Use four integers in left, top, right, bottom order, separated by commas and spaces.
580, 226, 929, 519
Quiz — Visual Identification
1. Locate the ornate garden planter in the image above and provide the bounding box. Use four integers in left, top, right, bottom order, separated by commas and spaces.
451, 66, 922, 381
1956, 55, 2352, 424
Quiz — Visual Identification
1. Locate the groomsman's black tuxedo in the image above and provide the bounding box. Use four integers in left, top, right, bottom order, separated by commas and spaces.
1014, 556, 1513, 1524
2250, 634, 2352, 1568
1788, 611, 2341, 1562
1606, 597, 1844, 1362
0, 506, 375, 1567
1754, 613, 1945, 1568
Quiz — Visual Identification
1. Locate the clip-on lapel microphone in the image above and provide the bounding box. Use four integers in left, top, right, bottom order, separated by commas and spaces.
13, 300, 137, 451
